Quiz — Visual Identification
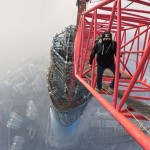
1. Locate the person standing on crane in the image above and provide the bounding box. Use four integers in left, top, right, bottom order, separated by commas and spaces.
89, 31, 120, 93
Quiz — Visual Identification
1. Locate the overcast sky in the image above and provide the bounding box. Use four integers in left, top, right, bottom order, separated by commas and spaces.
0, 0, 77, 73
0, 0, 149, 74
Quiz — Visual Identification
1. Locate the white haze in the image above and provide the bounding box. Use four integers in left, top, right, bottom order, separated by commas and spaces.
0, 0, 149, 74
0, 0, 77, 74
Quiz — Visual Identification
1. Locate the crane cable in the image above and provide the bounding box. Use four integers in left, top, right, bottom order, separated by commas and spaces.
98, 88, 150, 135
126, 108, 150, 135
124, 1, 134, 8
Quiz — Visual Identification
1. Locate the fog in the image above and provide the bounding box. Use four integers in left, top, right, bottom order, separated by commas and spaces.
0, 1, 149, 149
0, 0, 77, 73
0, 53, 142, 149
0, 0, 149, 74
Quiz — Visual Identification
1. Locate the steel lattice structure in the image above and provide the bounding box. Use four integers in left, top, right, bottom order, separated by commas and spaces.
74, 0, 150, 148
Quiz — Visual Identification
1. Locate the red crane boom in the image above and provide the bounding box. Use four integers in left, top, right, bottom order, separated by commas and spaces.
74, 0, 150, 149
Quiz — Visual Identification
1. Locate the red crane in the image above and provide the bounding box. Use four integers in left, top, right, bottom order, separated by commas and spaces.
74, 0, 150, 149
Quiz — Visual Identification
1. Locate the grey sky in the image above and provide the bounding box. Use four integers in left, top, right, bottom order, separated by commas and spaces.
0, 0, 149, 74
0, 0, 77, 73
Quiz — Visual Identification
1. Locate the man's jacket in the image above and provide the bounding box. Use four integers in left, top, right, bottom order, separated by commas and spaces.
89, 40, 116, 67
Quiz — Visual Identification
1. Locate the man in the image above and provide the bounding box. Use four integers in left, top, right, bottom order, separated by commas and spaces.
89, 31, 119, 93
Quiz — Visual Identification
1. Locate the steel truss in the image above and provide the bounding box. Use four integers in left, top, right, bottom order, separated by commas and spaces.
74, 0, 150, 148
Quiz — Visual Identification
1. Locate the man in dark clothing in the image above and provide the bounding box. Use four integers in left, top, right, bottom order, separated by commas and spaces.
89, 31, 118, 92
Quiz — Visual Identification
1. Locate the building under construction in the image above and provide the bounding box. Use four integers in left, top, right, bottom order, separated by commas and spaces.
47, 25, 92, 126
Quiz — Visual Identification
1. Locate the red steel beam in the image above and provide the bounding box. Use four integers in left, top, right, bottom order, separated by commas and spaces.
123, 113, 148, 121
121, 27, 150, 49
128, 0, 150, 7
85, 13, 150, 25
75, 74, 150, 149
74, 1, 150, 148
120, 8, 150, 14
113, 0, 121, 108
117, 39, 150, 111
83, 0, 115, 15
108, 0, 117, 31
81, 15, 94, 76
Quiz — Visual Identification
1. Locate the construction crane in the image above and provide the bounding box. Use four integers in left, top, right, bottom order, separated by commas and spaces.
74, 0, 150, 149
